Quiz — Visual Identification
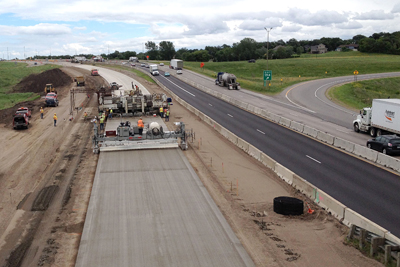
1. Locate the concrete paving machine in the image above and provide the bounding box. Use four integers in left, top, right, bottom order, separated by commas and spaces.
92, 121, 188, 153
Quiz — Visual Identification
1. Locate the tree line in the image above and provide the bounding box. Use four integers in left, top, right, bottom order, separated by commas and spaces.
32, 31, 400, 61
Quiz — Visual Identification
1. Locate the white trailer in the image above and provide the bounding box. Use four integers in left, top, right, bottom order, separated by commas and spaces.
149, 64, 159, 76
170, 59, 183, 69
353, 99, 400, 136
129, 57, 138, 62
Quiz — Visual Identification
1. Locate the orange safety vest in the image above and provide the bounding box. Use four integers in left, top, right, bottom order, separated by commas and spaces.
138, 119, 144, 128
40, 108, 44, 114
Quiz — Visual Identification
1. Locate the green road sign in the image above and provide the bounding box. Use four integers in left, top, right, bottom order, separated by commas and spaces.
263, 70, 272, 81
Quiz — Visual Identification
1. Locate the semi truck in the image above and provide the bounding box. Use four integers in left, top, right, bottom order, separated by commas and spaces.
129, 57, 138, 62
170, 59, 183, 70
353, 99, 400, 137
149, 65, 159, 76
215, 72, 240, 90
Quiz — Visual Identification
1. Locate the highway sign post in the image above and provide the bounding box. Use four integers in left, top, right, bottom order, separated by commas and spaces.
354, 70, 359, 82
263, 70, 272, 86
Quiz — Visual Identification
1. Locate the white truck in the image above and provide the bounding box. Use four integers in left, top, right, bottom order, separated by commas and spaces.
129, 57, 138, 62
353, 99, 400, 137
149, 64, 159, 76
170, 59, 183, 70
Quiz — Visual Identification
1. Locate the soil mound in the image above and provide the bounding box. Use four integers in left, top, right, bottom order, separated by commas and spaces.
13, 68, 72, 95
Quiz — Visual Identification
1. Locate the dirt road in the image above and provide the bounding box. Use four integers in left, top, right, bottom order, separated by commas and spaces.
0, 65, 381, 266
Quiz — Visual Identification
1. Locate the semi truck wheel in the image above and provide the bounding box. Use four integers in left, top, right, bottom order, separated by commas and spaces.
353, 123, 360, 132
273, 196, 304, 216
370, 127, 376, 137
377, 129, 382, 136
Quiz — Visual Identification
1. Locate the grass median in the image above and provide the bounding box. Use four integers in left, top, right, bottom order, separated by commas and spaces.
183, 52, 400, 95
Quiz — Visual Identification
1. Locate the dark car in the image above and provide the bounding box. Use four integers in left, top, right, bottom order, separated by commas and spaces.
366, 135, 400, 155
248, 59, 256, 63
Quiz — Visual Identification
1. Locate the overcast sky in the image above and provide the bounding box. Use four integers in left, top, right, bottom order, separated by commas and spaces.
0, 0, 399, 58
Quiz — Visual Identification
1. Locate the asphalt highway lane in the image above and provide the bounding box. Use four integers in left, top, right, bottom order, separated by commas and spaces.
155, 71, 400, 237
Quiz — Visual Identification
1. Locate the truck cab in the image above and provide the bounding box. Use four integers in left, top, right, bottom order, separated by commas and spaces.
91, 69, 99, 76
353, 107, 372, 133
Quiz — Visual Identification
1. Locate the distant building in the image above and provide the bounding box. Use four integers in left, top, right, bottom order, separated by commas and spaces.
336, 44, 359, 51
304, 45, 311, 52
310, 44, 327, 54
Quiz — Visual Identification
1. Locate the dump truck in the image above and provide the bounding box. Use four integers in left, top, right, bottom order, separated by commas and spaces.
215, 72, 240, 90
353, 99, 400, 137
13, 113, 29, 129
170, 59, 183, 70
75, 76, 85, 86
44, 83, 56, 94
91, 69, 99, 76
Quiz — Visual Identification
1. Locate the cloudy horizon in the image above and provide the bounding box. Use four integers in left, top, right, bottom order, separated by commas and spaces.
0, 0, 399, 58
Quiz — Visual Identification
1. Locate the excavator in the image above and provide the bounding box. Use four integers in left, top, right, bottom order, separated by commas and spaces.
44, 83, 57, 94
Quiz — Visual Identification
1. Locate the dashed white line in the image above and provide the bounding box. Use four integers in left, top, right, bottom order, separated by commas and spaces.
306, 155, 321, 164
209, 103, 213, 106
335, 128, 351, 133
257, 129, 265, 135
227, 114, 233, 118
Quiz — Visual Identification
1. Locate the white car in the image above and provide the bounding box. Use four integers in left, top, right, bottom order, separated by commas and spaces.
160, 63, 164, 66
177, 69, 182, 74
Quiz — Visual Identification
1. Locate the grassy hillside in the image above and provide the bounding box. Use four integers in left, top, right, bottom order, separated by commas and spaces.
182, 52, 400, 95
0, 62, 59, 109
328, 77, 400, 110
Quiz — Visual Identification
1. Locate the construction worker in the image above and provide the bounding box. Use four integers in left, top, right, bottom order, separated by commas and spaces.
137, 117, 144, 135
165, 109, 170, 122
109, 108, 113, 119
53, 113, 57, 127
100, 115, 105, 131
83, 111, 88, 121
159, 106, 164, 118
40, 107, 44, 119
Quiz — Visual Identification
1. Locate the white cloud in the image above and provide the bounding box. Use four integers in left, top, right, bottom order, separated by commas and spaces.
74, 26, 87, 30
0, 23, 71, 36
392, 3, 400, 13
281, 24, 302, 32
354, 10, 395, 20
335, 21, 363, 29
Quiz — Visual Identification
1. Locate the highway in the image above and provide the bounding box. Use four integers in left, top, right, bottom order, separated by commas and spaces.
151, 69, 400, 237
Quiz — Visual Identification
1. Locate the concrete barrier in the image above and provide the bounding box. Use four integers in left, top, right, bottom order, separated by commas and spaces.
316, 131, 335, 145
225, 131, 238, 145
260, 153, 276, 170
248, 144, 261, 161
385, 233, 400, 246
279, 117, 291, 127
315, 189, 346, 220
289, 121, 304, 133
274, 163, 294, 184
254, 107, 262, 116
247, 104, 255, 113
269, 113, 281, 123
353, 144, 378, 162
214, 123, 222, 133
303, 125, 318, 138
240, 101, 249, 110
376, 153, 400, 172
334, 137, 355, 153
237, 138, 249, 152
261, 109, 270, 118
343, 208, 388, 237
292, 174, 316, 200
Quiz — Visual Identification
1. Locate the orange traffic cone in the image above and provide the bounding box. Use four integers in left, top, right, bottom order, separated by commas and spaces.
306, 202, 315, 214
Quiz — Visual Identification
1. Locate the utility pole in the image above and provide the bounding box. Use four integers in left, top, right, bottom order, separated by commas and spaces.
264, 27, 273, 71
24, 46, 26, 60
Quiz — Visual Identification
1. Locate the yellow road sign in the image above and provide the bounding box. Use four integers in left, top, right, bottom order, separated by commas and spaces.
354, 70, 359, 75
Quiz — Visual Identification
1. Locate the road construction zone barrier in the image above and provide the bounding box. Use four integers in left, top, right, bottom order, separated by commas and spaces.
136, 66, 400, 249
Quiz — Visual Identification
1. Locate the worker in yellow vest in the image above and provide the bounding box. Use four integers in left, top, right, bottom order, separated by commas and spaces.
40, 107, 44, 119
109, 108, 113, 119
159, 107, 164, 118
53, 113, 57, 127
165, 109, 170, 122
100, 116, 105, 131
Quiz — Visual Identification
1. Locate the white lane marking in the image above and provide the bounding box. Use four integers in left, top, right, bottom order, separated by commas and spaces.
314, 81, 355, 115
285, 93, 316, 113
289, 113, 298, 117
306, 155, 321, 164
335, 128, 351, 133
209, 103, 213, 106
162, 76, 195, 97
257, 129, 265, 135
227, 114, 233, 118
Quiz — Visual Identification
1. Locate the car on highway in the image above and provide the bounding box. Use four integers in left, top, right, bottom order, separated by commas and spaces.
160, 63, 164, 66
367, 135, 400, 155
131, 63, 136, 66
177, 68, 182, 74
141, 63, 145, 67
164, 72, 170, 77
248, 59, 256, 63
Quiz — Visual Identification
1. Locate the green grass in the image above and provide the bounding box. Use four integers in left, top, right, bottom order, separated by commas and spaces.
183, 51, 400, 95
0, 62, 60, 110
93, 64, 156, 84
328, 77, 400, 110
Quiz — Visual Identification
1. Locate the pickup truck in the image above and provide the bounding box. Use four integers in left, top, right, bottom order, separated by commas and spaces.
45, 93, 59, 107
15, 107, 32, 118
13, 113, 29, 129
91, 69, 99, 76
